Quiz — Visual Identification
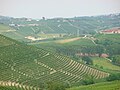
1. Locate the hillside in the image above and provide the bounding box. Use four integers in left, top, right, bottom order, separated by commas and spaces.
0, 35, 109, 89
67, 80, 120, 90
0, 13, 120, 42
0, 34, 15, 47
0, 24, 26, 41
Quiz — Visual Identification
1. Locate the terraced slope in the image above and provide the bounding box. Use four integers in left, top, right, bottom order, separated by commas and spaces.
0, 35, 14, 47
0, 35, 109, 89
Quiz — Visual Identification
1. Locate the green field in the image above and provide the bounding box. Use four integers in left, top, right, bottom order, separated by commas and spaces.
0, 24, 11, 30
61, 38, 95, 46
92, 57, 120, 71
67, 80, 120, 90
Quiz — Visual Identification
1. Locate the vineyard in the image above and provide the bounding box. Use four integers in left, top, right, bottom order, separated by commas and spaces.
0, 34, 109, 89
0, 13, 120, 42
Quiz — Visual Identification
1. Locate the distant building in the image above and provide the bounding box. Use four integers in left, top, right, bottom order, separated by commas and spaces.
100, 28, 120, 34
25, 36, 46, 41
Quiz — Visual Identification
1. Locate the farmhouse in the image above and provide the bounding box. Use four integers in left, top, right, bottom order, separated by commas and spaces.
100, 28, 120, 34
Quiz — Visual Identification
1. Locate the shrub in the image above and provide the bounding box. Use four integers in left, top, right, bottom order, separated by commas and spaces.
82, 56, 93, 65
47, 81, 66, 90
106, 73, 120, 81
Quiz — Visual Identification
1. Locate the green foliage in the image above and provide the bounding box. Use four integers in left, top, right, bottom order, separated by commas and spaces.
1, 14, 120, 42
0, 35, 109, 89
92, 57, 120, 72
82, 56, 93, 65
0, 24, 11, 30
47, 81, 66, 90
67, 80, 120, 90
106, 44, 120, 56
0, 86, 23, 90
80, 76, 95, 85
95, 34, 120, 56
106, 73, 120, 81
111, 55, 120, 66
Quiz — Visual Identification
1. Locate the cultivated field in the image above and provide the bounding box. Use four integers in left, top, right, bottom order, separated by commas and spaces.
55, 37, 80, 44
0, 34, 109, 89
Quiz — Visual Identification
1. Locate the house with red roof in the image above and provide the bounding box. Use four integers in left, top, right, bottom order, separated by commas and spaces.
100, 28, 120, 34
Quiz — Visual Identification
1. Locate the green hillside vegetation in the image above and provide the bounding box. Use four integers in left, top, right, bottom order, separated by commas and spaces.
92, 57, 120, 72
67, 80, 120, 90
0, 13, 120, 42
0, 35, 109, 89
95, 34, 120, 45
0, 24, 11, 30
62, 38, 95, 46
0, 14, 120, 90
94, 34, 120, 56
0, 34, 15, 47
0, 24, 26, 41
0, 86, 22, 90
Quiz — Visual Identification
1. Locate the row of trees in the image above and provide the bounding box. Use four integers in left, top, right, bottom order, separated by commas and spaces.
109, 55, 120, 66
56, 45, 104, 57
106, 73, 120, 81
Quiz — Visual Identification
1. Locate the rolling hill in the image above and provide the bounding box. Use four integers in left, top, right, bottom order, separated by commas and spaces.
0, 13, 120, 42
0, 34, 109, 90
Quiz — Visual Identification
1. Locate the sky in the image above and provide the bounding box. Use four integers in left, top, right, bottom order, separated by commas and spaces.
0, 0, 120, 19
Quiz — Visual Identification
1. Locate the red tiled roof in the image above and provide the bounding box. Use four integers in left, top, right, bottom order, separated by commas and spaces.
101, 28, 120, 33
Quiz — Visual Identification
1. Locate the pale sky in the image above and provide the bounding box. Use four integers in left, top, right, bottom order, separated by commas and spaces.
0, 0, 120, 19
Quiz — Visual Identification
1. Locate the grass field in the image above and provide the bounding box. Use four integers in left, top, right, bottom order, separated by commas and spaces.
55, 37, 80, 44
92, 57, 120, 71
0, 24, 15, 33
67, 80, 120, 90
62, 38, 95, 46
0, 24, 11, 30
38, 33, 65, 38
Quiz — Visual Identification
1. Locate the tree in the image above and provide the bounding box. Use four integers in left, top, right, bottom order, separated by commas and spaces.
81, 75, 95, 85
112, 55, 120, 66
96, 45, 104, 57
82, 56, 93, 65
106, 73, 120, 81
47, 81, 66, 90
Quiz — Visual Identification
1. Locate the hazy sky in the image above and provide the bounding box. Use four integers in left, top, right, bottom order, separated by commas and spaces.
0, 0, 120, 19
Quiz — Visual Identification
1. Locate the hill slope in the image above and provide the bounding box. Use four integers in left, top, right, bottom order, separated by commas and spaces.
67, 80, 120, 90
0, 24, 26, 41
0, 13, 120, 42
0, 35, 109, 89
